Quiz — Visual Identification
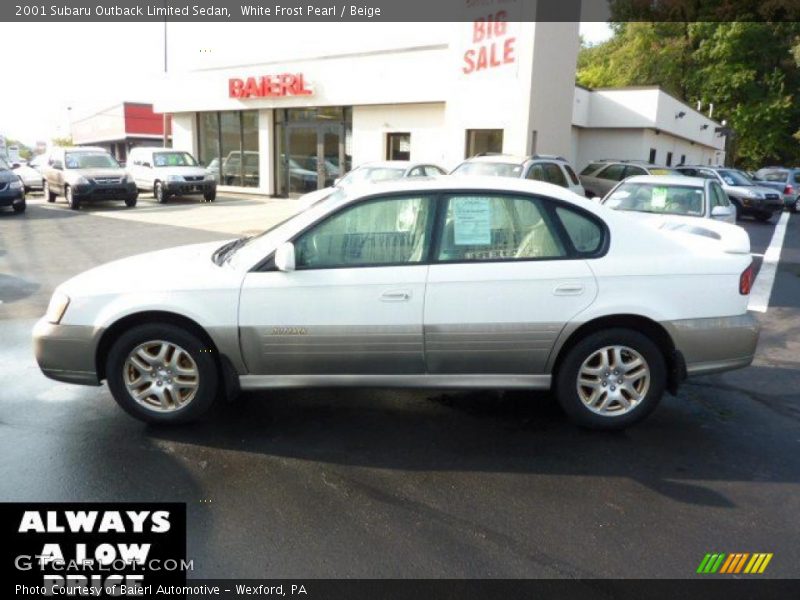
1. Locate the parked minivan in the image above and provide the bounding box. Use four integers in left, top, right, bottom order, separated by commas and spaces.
128, 147, 217, 203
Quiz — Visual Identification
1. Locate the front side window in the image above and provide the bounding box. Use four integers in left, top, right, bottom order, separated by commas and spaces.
437, 195, 566, 262
526, 163, 546, 181
604, 183, 705, 216
64, 152, 119, 169
543, 163, 568, 187
295, 196, 433, 269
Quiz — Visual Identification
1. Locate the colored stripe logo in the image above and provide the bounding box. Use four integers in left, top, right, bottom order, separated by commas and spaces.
697, 553, 773, 574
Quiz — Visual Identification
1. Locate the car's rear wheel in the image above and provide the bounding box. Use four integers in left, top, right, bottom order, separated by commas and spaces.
154, 181, 166, 203
65, 185, 80, 210
44, 181, 56, 202
106, 323, 219, 424
555, 328, 666, 430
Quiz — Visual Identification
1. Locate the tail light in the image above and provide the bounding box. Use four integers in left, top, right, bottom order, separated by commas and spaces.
784, 184, 794, 195
740, 261, 755, 295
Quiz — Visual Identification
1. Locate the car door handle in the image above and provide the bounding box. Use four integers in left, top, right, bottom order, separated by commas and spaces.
380, 290, 411, 302
554, 283, 585, 296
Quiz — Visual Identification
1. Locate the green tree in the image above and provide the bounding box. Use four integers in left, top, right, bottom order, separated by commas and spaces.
51, 136, 73, 147
577, 21, 800, 168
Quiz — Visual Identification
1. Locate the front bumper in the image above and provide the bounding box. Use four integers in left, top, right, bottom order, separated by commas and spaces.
33, 318, 102, 386
164, 180, 216, 195
664, 312, 759, 377
73, 181, 137, 201
0, 188, 25, 207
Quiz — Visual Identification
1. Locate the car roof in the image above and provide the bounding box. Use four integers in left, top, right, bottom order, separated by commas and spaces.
461, 154, 529, 165
59, 146, 109, 153
357, 161, 422, 169
621, 175, 707, 187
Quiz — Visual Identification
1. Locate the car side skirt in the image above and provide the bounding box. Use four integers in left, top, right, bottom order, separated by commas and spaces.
239, 374, 552, 390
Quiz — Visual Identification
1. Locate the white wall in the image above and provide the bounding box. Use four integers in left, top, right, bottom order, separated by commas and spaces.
352, 103, 447, 168
572, 129, 646, 171
170, 113, 195, 155
641, 129, 724, 167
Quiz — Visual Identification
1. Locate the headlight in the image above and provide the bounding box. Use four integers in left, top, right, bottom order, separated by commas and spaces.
45, 292, 70, 325
167, 175, 183, 183
74, 176, 91, 186
9, 179, 23, 189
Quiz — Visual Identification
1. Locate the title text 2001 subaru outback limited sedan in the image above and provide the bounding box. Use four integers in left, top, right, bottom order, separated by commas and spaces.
34, 178, 759, 429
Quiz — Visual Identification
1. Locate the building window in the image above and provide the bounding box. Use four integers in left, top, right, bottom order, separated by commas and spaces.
466, 129, 503, 158
666, 151, 673, 166
197, 110, 260, 188
648, 148, 657, 163
680, 154, 686, 166
386, 133, 411, 161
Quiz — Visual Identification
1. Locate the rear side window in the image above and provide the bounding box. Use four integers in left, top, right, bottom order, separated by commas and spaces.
543, 163, 568, 187
580, 162, 604, 176
555, 207, 604, 255
563, 164, 580, 185
437, 194, 566, 262
597, 164, 626, 181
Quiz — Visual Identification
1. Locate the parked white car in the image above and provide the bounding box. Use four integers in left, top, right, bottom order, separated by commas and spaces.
298, 160, 447, 206
10, 160, 44, 192
127, 147, 217, 203
601, 175, 737, 225
34, 177, 758, 429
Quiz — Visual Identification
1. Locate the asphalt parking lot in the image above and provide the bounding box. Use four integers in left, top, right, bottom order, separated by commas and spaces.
1, 193, 798, 579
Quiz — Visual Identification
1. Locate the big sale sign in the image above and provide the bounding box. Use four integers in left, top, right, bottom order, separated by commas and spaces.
462, 11, 516, 75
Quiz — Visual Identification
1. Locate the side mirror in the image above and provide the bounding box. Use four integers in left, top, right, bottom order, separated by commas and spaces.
711, 206, 731, 218
274, 242, 296, 272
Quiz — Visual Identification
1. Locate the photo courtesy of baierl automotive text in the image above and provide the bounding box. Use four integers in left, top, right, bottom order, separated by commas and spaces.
1, 1, 799, 599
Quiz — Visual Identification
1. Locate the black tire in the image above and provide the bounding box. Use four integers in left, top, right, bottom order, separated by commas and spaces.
794, 198, 800, 213
203, 190, 216, 202
555, 328, 666, 430
13, 200, 26, 213
66, 185, 80, 210
125, 193, 138, 208
106, 323, 219, 424
154, 181, 167, 203
44, 181, 56, 202
755, 211, 772, 223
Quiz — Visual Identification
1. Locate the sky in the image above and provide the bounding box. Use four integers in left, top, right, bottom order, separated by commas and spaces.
0, 22, 613, 148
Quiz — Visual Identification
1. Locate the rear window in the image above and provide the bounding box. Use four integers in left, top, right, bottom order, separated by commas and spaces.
760, 170, 789, 182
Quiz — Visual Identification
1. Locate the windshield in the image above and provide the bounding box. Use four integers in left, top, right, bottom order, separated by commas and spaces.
225, 189, 347, 269
451, 161, 523, 178
153, 152, 198, 167
0, 157, 9, 170
65, 152, 120, 169
603, 183, 705, 217
340, 167, 405, 185
718, 169, 753, 186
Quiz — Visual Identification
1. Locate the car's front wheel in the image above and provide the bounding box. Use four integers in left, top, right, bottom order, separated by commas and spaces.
106, 323, 219, 424
65, 185, 80, 210
555, 328, 666, 430
44, 181, 56, 202
13, 200, 26, 213
203, 189, 216, 202
755, 211, 773, 223
125, 194, 138, 208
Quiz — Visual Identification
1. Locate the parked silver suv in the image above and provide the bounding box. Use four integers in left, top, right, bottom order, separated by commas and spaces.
451, 153, 585, 196
580, 160, 679, 199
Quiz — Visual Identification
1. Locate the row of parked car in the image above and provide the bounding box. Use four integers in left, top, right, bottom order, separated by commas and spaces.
3, 146, 798, 226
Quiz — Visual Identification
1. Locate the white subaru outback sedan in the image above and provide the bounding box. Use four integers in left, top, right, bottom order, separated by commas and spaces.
33, 177, 759, 429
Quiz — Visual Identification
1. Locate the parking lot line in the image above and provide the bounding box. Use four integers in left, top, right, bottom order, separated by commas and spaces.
748, 211, 790, 313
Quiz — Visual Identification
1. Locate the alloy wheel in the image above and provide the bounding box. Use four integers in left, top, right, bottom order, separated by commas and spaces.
123, 340, 200, 412
576, 345, 650, 416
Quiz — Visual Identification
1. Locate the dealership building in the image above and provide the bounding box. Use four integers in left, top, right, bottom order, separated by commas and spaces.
154, 21, 726, 197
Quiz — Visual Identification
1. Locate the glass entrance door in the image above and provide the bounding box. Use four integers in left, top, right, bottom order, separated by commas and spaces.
284, 123, 346, 196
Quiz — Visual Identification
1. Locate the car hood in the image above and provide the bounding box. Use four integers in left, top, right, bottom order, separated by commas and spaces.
58, 241, 240, 297
0, 169, 15, 183
66, 167, 128, 179
153, 166, 208, 178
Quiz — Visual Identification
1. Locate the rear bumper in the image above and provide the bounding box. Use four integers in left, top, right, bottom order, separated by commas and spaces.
33, 318, 101, 386
664, 313, 759, 377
